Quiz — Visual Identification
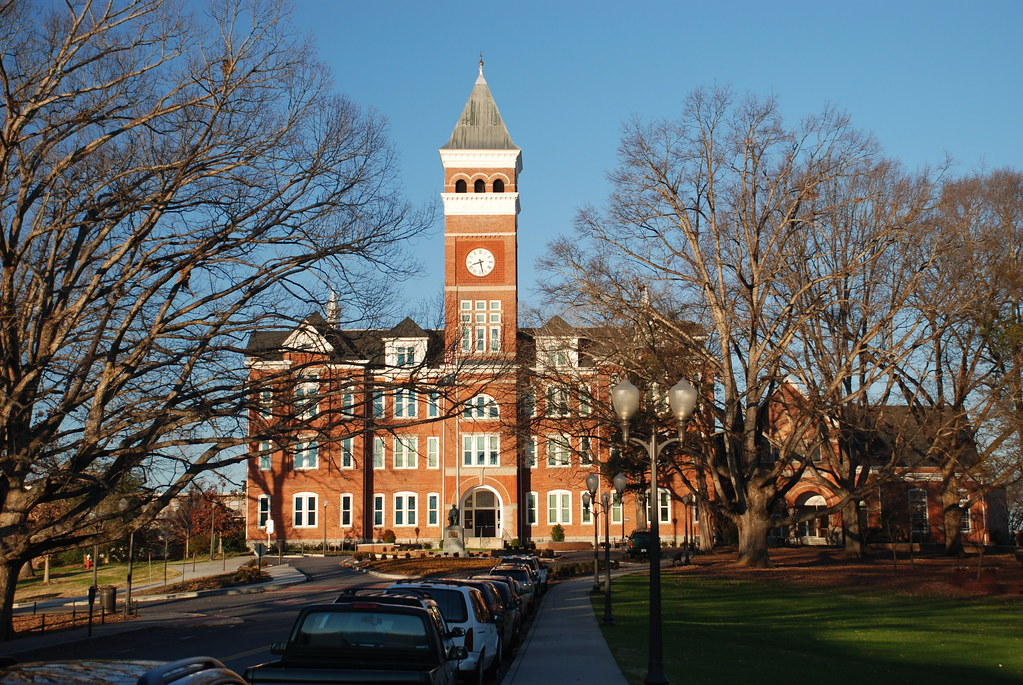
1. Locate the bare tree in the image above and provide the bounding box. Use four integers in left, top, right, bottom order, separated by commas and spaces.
0, 0, 432, 636
894, 169, 1023, 553
540, 86, 942, 567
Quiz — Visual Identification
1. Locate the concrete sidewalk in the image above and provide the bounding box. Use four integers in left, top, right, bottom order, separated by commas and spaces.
4, 560, 307, 657
504, 575, 628, 685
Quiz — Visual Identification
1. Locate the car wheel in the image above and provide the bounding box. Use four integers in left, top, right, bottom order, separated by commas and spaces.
469, 651, 484, 685
486, 640, 502, 679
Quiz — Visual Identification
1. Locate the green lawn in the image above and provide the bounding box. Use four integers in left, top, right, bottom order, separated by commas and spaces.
596, 573, 1022, 685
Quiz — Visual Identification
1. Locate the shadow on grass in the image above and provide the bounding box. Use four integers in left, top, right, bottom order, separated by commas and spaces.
598, 573, 1022, 685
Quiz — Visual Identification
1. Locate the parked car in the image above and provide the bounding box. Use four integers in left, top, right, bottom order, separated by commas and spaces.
430, 577, 518, 655
487, 564, 538, 613
0, 656, 246, 685
468, 573, 524, 644
243, 602, 467, 685
333, 589, 463, 648
626, 529, 654, 559
500, 555, 549, 594
387, 580, 501, 684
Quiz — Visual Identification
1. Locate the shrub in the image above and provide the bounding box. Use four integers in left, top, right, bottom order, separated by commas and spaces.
382, 529, 397, 544
551, 524, 565, 542
510, 538, 521, 548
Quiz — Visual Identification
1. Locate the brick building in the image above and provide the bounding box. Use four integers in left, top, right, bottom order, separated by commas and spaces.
243, 63, 696, 550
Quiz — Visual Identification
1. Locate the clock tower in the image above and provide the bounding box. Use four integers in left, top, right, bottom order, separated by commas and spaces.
440, 59, 521, 360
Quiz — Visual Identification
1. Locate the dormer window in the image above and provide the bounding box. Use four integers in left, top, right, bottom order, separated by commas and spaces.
396, 346, 415, 367
455, 179, 467, 193
474, 179, 485, 193
493, 178, 505, 192
385, 337, 428, 368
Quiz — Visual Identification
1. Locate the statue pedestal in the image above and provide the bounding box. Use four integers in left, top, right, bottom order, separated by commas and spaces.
443, 525, 465, 555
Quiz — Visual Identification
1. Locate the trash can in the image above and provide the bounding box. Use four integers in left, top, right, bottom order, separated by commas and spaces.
99, 585, 116, 613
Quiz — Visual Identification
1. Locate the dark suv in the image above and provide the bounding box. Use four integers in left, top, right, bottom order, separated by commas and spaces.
626, 530, 653, 559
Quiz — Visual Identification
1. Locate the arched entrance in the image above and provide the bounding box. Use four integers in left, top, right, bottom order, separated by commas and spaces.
461, 487, 502, 541
794, 493, 831, 544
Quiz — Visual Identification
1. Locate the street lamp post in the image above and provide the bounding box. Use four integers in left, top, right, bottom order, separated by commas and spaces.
323, 501, 329, 553
584, 472, 629, 625
582, 488, 601, 593
682, 494, 695, 565
612, 377, 698, 685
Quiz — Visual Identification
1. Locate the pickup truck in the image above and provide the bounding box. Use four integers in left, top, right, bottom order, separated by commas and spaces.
244, 602, 468, 685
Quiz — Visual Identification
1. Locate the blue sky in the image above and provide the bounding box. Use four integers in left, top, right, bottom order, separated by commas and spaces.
288, 0, 1022, 317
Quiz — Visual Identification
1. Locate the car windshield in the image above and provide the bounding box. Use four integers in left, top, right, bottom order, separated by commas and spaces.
491, 569, 529, 584
294, 610, 433, 655
397, 587, 468, 623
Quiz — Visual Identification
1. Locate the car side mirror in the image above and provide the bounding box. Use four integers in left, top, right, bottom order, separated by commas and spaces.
448, 627, 465, 638
270, 642, 287, 654
448, 645, 469, 661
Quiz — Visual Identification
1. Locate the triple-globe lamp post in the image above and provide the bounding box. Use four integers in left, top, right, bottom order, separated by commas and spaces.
583, 471, 629, 624
611, 377, 698, 685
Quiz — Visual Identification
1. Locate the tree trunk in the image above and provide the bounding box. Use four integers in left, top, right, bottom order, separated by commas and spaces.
0, 561, 21, 641
841, 501, 865, 559
736, 496, 772, 568
698, 507, 715, 552
942, 505, 966, 557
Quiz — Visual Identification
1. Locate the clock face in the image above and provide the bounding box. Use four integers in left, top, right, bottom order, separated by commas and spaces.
465, 247, 496, 277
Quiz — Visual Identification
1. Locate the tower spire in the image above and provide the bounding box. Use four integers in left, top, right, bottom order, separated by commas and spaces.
478, 53, 484, 76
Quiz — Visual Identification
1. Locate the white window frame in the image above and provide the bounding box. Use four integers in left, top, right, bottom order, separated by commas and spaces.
293, 492, 318, 528
373, 436, 385, 469
340, 494, 353, 528
394, 388, 417, 418
527, 492, 538, 525
372, 391, 386, 418
394, 492, 417, 527
909, 488, 929, 534
646, 488, 671, 525
294, 378, 319, 420
257, 441, 272, 471
524, 436, 537, 468
427, 392, 441, 418
462, 433, 500, 467
394, 436, 418, 469
257, 495, 271, 528
341, 392, 356, 418
428, 493, 440, 526
427, 436, 440, 469
373, 493, 385, 527
546, 385, 570, 417
546, 434, 571, 468
580, 435, 593, 465
463, 394, 499, 419
581, 492, 593, 524
341, 437, 354, 469
294, 440, 318, 470
547, 490, 572, 525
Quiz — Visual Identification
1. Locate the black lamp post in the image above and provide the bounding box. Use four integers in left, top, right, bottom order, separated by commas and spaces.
612, 378, 698, 685
584, 471, 629, 625
683, 493, 695, 565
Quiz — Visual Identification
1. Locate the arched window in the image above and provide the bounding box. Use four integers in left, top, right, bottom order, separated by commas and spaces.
474, 179, 485, 193
455, 179, 467, 193
493, 178, 505, 193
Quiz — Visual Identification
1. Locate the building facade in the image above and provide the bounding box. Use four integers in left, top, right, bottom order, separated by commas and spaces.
243, 64, 691, 551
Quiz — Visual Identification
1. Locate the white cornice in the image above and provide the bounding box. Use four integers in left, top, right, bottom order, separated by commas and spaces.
439, 149, 522, 172
441, 193, 519, 215
245, 359, 292, 370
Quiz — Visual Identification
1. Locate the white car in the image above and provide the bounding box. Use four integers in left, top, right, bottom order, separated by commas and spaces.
388, 581, 500, 684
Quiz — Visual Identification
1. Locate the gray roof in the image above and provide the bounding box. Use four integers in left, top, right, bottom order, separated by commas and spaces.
442, 66, 518, 151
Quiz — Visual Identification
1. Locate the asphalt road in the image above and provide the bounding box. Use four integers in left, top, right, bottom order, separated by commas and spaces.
25, 555, 537, 681
28, 557, 388, 674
